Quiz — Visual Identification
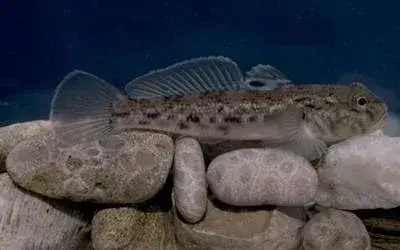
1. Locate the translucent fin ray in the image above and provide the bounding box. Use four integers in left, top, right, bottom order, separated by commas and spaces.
124, 56, 247, 99
262, 105, 303, 142
278, 124, 328, 161
49, 70, 127, 146
261, 106, 327, 161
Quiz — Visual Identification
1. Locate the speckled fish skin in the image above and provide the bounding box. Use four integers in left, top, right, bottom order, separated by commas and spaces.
113, 83, 387, 144
49, 56, 388, 160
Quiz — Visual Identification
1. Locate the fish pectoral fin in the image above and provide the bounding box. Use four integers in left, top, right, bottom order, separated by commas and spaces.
262, 107, 327, 161
282, 124, 328, 161
50, 70, 127, 146
261, 104, 304, 142
125, 56, 250, 99
265, 123, 327, 161
244, 64, 292, 90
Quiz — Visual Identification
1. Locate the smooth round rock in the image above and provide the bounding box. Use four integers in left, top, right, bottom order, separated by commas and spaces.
316, 132, 400, 209
173, 137, 207, 223
301, 209, 371, 250
0, 120, 51, 172
0, 173, 90, 249
6, 130, 174, 204
207, 148, 318, 206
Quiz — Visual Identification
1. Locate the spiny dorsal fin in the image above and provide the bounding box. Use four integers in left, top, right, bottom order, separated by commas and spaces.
125, 56, 249, 99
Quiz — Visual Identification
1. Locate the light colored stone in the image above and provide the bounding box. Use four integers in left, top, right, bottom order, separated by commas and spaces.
173, 137, 207, 223
382, 112, 400, 137
6, 130, 174, 203
316, 132, 400, 209
174, 196, 304, 250
0, 173, 90, 249
0, 120, 51, 172
91, 207, 179, 250
301, 209, 371, 250
207, 148, 318, 206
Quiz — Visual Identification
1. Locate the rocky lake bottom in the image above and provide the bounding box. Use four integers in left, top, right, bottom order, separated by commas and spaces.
0, 119, 400, 249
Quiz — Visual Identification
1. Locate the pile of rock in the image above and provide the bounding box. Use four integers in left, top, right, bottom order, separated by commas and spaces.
1, 119, 400, 249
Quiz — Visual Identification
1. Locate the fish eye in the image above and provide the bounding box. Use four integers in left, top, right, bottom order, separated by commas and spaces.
356, 96, 367, 106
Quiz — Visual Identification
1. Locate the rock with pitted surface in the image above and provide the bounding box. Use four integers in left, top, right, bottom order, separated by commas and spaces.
316, 131, 400, 210
173, 137, 207, 223
301, 209, 371, 250
91, 207, 179, 250
207, 148, 318, 207
0, 173, 91, 249
6, 130, 174, 204
174, 196, 304, 250
0, 120, 51, 172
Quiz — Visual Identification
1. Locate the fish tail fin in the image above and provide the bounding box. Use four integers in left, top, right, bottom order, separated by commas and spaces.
49, 70, 127, 146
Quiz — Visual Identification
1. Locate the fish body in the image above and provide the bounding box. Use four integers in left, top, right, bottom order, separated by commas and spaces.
49, 56, 388, 160
114, 84, 385, 143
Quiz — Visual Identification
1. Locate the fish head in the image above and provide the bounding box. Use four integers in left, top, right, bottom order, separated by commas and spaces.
334, 82, 388, 140
309, 82, 388, 144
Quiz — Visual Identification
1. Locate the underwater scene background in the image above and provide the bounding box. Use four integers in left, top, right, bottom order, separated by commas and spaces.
2, 0, 400, 130
2, 1, 400, 249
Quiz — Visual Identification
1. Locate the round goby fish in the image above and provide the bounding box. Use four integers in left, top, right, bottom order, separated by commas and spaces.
49, 56, 388, 160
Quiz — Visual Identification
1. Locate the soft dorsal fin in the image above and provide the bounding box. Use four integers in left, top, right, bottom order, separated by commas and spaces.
124, 56, 248, 99
244, 64, 293, 90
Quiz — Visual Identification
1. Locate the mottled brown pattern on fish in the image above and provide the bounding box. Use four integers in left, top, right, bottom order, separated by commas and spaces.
112, 82, 387, 142
118, 85, 331, 120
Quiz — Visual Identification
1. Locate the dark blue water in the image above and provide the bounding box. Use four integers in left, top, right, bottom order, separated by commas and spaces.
2, 0, 400, 125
